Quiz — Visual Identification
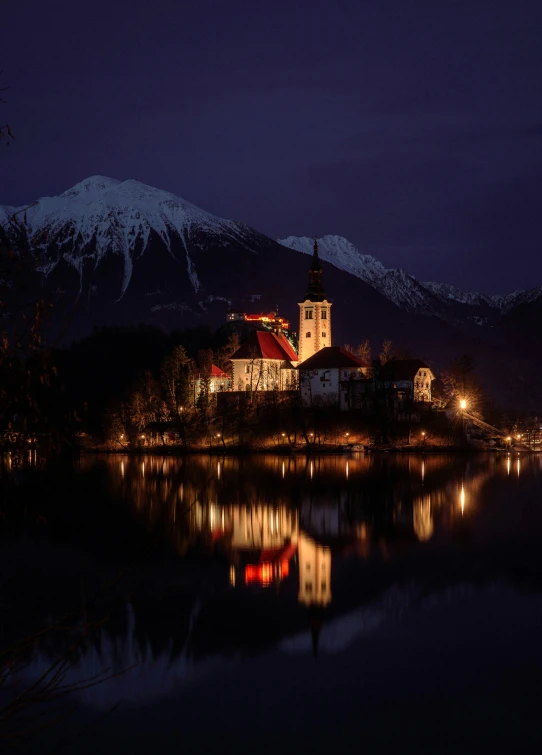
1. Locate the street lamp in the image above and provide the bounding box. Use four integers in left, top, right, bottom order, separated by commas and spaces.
460, 399, 467, 410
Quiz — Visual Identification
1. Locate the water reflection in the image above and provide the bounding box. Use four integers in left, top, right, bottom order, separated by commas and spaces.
79, 452, 531, 608
12, 452, 542, 710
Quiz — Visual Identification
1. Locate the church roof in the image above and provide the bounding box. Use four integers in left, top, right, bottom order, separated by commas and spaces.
378, 359, 432, 381
230, 331, 298, 362
210, 364, 228, 377
298, 346, 368, 370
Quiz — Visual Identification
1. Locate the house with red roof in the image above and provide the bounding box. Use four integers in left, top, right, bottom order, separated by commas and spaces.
230, 327, 298, 392
298, 346, 369, 409
193, 363, 231, 400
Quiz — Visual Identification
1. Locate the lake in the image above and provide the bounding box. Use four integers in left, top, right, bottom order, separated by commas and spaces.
2, 452, 542, 753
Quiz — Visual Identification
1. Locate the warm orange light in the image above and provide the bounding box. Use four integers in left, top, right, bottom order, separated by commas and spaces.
244, 560, 289, 586
460, 399, 467, 410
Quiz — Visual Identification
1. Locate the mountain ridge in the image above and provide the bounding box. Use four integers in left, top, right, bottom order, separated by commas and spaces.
278, 234, 542, 317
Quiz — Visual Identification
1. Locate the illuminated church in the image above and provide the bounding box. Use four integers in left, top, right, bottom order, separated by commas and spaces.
230, 238, 333, 389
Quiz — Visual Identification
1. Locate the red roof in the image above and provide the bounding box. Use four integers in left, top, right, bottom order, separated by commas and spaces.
298, 346, 368, 370
210, 364, 228, 377
230, 331, 298, 362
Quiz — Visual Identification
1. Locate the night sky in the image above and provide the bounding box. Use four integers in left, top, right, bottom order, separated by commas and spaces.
2, 0, 541, 292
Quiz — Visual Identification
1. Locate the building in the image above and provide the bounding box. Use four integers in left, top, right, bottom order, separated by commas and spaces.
229, 327, 298, 392
298, 346, 369, 409
298, 238, 332, 363
193, 363, 231, 400
227, 310, 290, 330
377, 359, 435, 403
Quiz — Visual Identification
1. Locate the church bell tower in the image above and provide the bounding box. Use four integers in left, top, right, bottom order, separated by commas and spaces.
298, 237, 332, 363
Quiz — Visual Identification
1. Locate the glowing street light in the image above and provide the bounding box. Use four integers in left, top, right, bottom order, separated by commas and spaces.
460, 399, 467, 410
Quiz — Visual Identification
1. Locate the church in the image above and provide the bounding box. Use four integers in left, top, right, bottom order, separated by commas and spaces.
229, 238, 337, 389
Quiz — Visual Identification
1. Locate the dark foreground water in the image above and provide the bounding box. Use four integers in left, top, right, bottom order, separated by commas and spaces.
2, 452, 542, 753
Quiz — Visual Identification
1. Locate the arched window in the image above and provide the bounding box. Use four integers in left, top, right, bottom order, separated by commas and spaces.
306, 331, 311, 338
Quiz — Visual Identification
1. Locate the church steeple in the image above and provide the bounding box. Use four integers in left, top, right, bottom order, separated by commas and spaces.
304, 236, 326, 302
298, 236, 332, 363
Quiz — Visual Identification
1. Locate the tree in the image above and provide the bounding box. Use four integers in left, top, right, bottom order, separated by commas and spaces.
160, 345, 191, 419
379, 340, 393, 366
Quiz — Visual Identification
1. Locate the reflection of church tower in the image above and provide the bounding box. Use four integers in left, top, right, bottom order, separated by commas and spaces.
298, 533, 332, 607
298, 238, 332, 363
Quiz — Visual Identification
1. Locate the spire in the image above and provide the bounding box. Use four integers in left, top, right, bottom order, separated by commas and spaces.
303, 235, 326, 301
311, 235, 321, 271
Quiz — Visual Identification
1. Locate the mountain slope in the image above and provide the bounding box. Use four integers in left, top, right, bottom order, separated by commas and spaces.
278, 234, 542, 320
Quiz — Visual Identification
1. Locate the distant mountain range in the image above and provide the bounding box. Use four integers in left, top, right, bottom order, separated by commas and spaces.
1, 176, 540, 410
278, 234, 542, 321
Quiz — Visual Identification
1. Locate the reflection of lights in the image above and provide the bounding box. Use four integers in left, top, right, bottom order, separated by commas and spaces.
517, 458, 520, 478
421, 461, 425, 483
121, 461, 125, 477
141, 462, 145, 477
244, 561, 289, 587
229, 565, 236, 587
460, 483, 465, 515
282, 461, 285, 479
413, 495, 433, 541
507, 456, 511, 475
346, 461, 349, 480
217, 461, 221, 480
310, 461, 314, 480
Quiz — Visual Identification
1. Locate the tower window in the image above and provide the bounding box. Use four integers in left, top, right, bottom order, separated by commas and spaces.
321, 310, 327, 320
322, 332, 326, 338
306, 331, 311, 338
305, 310, 313, 320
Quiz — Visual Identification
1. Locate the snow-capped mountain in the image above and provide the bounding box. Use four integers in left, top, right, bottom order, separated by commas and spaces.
277, 235, 542, 318
3, 176, 253, 299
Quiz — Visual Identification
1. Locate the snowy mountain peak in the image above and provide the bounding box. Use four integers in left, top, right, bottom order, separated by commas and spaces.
60, 175, 122, 198
278, 235, 388, 281
3, 177, 247, 300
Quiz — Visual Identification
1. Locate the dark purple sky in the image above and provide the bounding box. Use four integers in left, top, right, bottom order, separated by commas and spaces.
2, 0, 541, 292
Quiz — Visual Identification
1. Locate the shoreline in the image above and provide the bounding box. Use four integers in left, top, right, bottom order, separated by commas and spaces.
78, 444, 535, 457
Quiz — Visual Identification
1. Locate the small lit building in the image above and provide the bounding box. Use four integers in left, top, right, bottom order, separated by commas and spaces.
227, 311, 247, 322
230, 328, 298, 392
298, 346, 369, 409
377, 359, 435, 403
193, 364, 231, 400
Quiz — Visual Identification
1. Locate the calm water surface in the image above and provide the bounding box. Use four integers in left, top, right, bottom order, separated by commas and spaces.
3, 452, 542, 753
